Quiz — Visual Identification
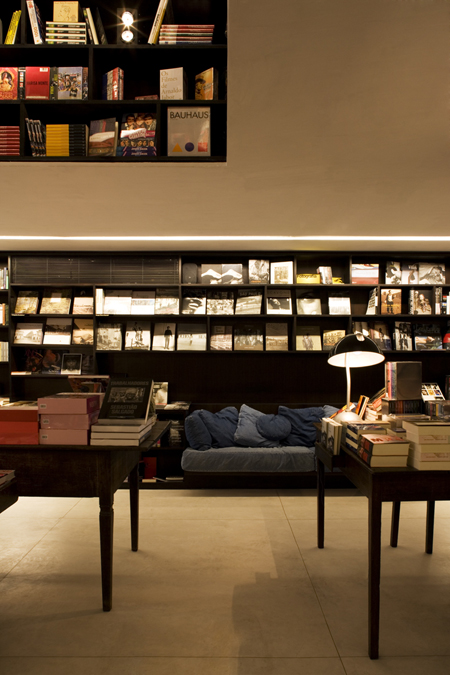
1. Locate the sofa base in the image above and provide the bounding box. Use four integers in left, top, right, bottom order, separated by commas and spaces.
183, 470, 355, 490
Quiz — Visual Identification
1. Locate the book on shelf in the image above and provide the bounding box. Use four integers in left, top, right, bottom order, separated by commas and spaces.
380, 288, 402, 315
82, 7, 98, 44
160, 67, 188, 100
43, 318, 72, 345
435, 286, 443, 315
351, 263, 379, 285
130, 291, 155, 315
14, 291, 39, 315
25, 118, 46, 157
177, 323, 207, 351
152, 382, 169, 408
26, 1, 45, 45
116, 113, 157, 157
0, 126, 20, 157
152, 323, 175, 351
61, 353, 82, 375
270, 261, 293, 285
40, 289, 72, 314
296, 273, 321, 284
167, 107, 210, 157
210, 325, 233, 350
155, 289, 179, 315
181, 291, 206, 315
296, 294, 321, 315
72, 296, 93, 315
97, 379, 154, 424
207, 291, 234, 315
421, 383, 445, 402
148, 0, 174, 44
352, 320, 369, 337
14, 322, 44, 345
201, 264, 222, 284
328, 296, 351, 315
102, 68, 124, 101
408, 289, 432, 315
0, 67, 18, 101
385, 361, 422, 400
401, 263, 419, 284
413, 324, 442, 350
72, 318, 93, 345
234, 325, 263, 351
4, 11, 22, 44
49, 67, 88, 100
381, 399, 423, 415
221, 264, 243, 285
424, 400, 450, 419
96, 323, 122, 351
42, 348, 65, 374
53, 2, 80, 22
24, 66, 50, 100
266, 323, 288, 351
125, 321, 151, 350
159, 25, 214, 44
45, 124, 88, 158
249, 259, 270, 284
94, 6, 107, 44
195, 67, 218, 100
408, 455, 450, 470
235, 290, 262, 315
317, 266, 333, 285
322, 329, 345, 351
266, 290, 292, 315
88, 118, 118, 157
385, 261, 401, 285
418, 263, 445, 285
103, 290, 132, 315
393, 321, 413, 350
369, 322, 391, 350
296, 326, 322, 351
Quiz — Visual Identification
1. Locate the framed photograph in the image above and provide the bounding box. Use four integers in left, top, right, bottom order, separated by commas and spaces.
61, 353, 82, 375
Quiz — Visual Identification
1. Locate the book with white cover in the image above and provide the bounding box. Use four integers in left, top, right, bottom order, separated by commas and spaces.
14, 322, 44, 345
104, 290, 132, 315
266, 290, 292, 315
155, 289, 179, 315
167, 106, 210, 157
72, 296, 94, 314
176, 323, 207, 351
43, 318, 72, 344
328, 296, 351, 315
270, 261, 293, 285
131, 291, 155, 315
152, 323, 175, 351
125, 321, 151, 350
160, 67, 187, 100
96, 323, 122, 350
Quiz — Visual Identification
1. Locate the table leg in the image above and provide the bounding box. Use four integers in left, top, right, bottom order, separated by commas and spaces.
317, 458, 325, 549
99, 493, 114, 612
368, 490, 382, 659
390, 501, 401, 548
129, 462, 139, 552
426, 501, 435, 554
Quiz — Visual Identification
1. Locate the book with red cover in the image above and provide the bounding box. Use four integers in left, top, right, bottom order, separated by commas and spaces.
0, 432, 39, 445
0, 406, 38, 422
0, 67, 19, 100
0, 421, 38, 433
25, 66, 50, 99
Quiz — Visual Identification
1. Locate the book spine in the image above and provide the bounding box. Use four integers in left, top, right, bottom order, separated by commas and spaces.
86, 7, 98, 44
5, 10, 21, 44
49, 67, 58, 100
82, 66, 88, 99
148, 0, 169, 44
26, 1, 44, 45
82, 9, 94, 43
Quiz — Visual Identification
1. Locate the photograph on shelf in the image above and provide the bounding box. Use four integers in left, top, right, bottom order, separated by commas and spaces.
72, 296, 94, 314
221, 264, 243, 285
125, 321, 151, 350
234, 325, 263, 351
43, 318, 72, 345
181, 291, 206, 315
351, 263, 379, 285
296, 326, 322, 351
352, 320, 370, 337
96, 323, 122, 351
152, 382, 169, 409
393, 321, 413, 350
409, 289, 432, 315
380, 288, 402, 315
413, 324, 443, 351
104, 290, 132, 315
131, 290, 155, 315
152, 323, 176, 351
322, 329, 345, 351
328, 296, 351, 315
14, 322, 44, 345
210, 325, 233, 350
401, 263, 419, 284
207, 291, 234, 315
14, 290, 39, 315
235, 290, 262, 315
40, 288, 72, 314
155, 289, 179, 315
418, 263, 445, 285
266, 323, 288, 351
270, 261, 293, 285
369, 322, 392, 350
317, 266, 333, 285
176, 323, 207, 351
297, 294, 322, 315
249, 259, 270, 284
41, 349, 64, 374
385, 261, 401, 285
266, 290, 292, 315
61, 353, 83, 375
72, 318, 94, 345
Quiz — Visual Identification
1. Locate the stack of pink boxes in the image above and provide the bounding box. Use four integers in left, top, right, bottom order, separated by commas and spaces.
0, 403, 39, 444
37, 393, 103, 445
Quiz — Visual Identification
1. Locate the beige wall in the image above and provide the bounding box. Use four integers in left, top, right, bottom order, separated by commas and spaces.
2, 0, 450, 252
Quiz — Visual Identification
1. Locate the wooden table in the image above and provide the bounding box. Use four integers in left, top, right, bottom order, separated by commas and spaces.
0, 477, 18, 514
315, 438, 446, 659
0, 420, 171, 612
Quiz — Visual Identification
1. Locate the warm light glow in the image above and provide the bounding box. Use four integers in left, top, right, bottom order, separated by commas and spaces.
121, 28, 134, 42
121, 11, 134, 26
1, 235, 450, 242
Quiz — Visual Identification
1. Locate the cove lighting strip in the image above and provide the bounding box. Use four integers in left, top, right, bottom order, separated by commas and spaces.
1, 235, 450, 243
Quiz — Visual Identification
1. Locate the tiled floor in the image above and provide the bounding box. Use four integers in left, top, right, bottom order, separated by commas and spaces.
1, 488, 450, 674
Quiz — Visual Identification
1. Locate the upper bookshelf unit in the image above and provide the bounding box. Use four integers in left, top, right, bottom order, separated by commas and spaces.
0, 0, 227, 162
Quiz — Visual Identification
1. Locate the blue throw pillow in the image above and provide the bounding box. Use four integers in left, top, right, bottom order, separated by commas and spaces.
198, 407, 239, 448
278, 406, 325, 447
323, 405, 339, 418
256, 413, 291, 442
234, 404, 279, 448
184, 411, 212, 451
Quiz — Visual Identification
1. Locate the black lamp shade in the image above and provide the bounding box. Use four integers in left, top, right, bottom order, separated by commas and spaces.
327, 333, 385, 368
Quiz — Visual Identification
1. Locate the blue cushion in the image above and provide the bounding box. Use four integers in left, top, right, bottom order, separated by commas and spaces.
278, 406, 325, 447
256, 413, 291, 442
184, 411, 212, 451
323, 404, 340, 418
234, 404, 279, 448
198, 407, 239, 448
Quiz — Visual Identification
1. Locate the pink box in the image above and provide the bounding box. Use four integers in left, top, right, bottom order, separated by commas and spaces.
37, 394, 101, 415
39, 411, 99, 430
39, 429, 90, 445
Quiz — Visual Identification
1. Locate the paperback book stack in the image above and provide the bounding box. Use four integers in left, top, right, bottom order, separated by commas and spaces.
25, 118, 46, 156
46, 124, 88, 157
158, 24, 214, 44
45, 21, 87, 44
358, 433, 410, 467
402, 420, 450, 470
38, 393, 102, 445
0, 126, 20, 157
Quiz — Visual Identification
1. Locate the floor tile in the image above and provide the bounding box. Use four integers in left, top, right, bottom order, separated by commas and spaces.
343, 656, 450, 675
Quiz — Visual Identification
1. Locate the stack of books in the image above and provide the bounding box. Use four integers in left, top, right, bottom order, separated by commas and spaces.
358, 433, 410, 467
0, 402, 39, 444
45, 21, 87, 44
402, 420, 450, 470
102, 68, 124, 101
37, 393, 102, 445
90, 415, 157, 446
0, 126, 20, 157
158, 24, 214, 44
46, 124, 88, 157
25, 119, 46, 157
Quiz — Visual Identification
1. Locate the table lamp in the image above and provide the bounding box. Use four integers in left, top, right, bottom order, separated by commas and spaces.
328, 332, 385, 423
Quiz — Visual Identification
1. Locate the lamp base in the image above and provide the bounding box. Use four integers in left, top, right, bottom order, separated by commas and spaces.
333, 411, 362, 425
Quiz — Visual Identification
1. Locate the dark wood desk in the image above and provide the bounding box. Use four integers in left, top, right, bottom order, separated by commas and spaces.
0, 477, 18, 514
0, 420, 171, 612
315, 439, 446, 659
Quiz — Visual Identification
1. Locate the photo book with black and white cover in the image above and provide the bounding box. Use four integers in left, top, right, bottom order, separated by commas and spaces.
235, 290, 262, 315
43, 318, 72, 345
270, 261, 293, 285
40, 288, 72, 314
328, 296, 351, 315
96, 323, 122, 350
297, 295, 322, 315
380, 288, 402, 315
103, 290, 132, 315
176, 323, 207, 351
210, 325, 233, 350
14, 290, 40, 315
72, 318, 94, 345
181, 290, 206, 314
14, 322, 44, 345
369, 322, 391, 350
393, 321, 412, 350
152, 323, 176, 351
221, 264, 243, 285
61, 353, 82, 375
248, 259, 269, 284
401, 263, 419, 284
98, 379, 154, 424
296, 326, 322, 351
207, 291, 234, 315
385, 261, 401, 285
409, 289, 432, 315
234, 325, 263, 351
125, 321, 151, 350
266, 290, 292, 315
322, 329, 345, 351
131, 290, 155, 315
200, 264, 222, 284
72, 296, 94, 314
152, 382, 169, 408
413, 324, 442, 351
155, 289, 179, 315
418, 263, 445, 285
266, 322, 288, 351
